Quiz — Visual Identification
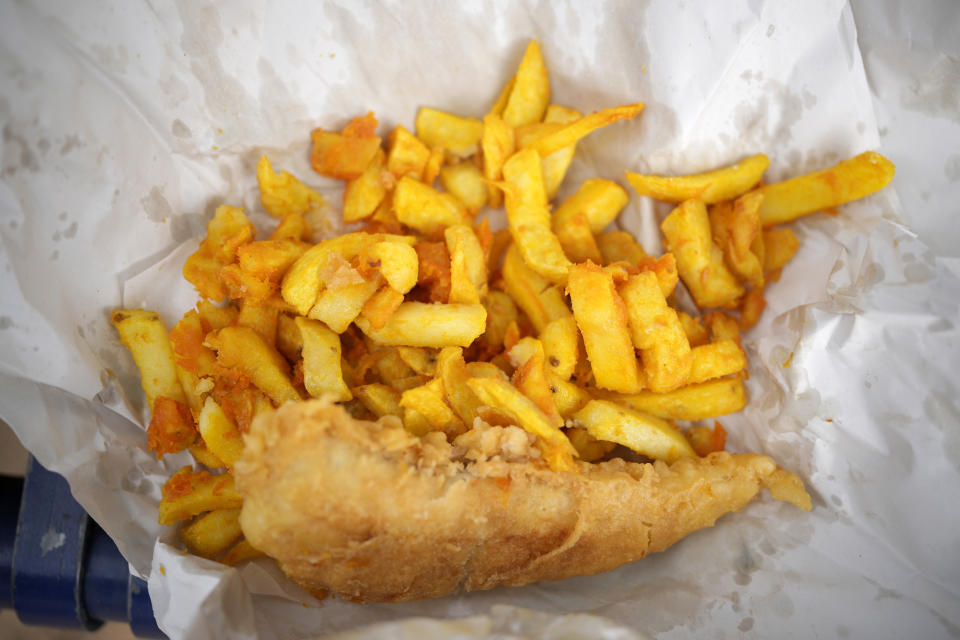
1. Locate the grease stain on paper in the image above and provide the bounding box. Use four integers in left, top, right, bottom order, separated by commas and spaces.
900, 55, 960, 123
141, 186, 173, 223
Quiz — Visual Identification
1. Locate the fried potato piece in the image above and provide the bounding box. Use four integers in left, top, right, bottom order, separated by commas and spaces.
466, 377, 576, 470
677, 312, 710, 348
146, 396, 196, 458
755, 151, 895, 227
205, 326, 302, 406
394, 176, 471, 234
400, 379, 464, 437
596, 231, 649, 265
529, 104, 644, 157
256, 156, 327, 218
353, 383, 403, 419
308, 276, 382, 334
360, 241, 419, 294
112, 309, 186, 410
565, 426, 616, 463
436, 346, 485, 427
739, 286, 767, 331
270, 212, 311, 242
183, 206, 256, 301
386, 125, 431, 180
661, 199, 744, 309
541, 105, 582, 199
762, 227, 800, 272
159, 467, 242, 525
197, 397, 244, 467
360, 286, 405, 331
310, 112, 381, 180
626, 154, 769, 204
415, 108, 484, 156
501, 40, 550, 127
355, 302, 487, 348
501, 244, 571, 332
181, 508, 244, 559
221, 539, 265, 566
500, 149, 572, 284
689, 339, 746, 383
481, 113, 515, 208
709, 192, 764, 288
619, 271, 692, 393
236, 399, 810, 601
538, 316, 578, 381
556, 179, 630, 233
704, 311, 740, 344
567, 262, 642, 394
296, 317, 351, 402
598, 378, 746, 421
686, 422, 728, 457
445, 224, 488, 305
508, 339, 563, 428
344, 148, 388, 223
440, 162, 488, 213
575, 400, 695, 463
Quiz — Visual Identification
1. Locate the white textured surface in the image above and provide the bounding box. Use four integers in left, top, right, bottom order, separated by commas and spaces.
0, 1, 958, 639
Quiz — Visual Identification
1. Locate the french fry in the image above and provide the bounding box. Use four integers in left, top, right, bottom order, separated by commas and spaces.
619, 271, 692, 393
353, 383, 403, 418
709, 192, 764, 288
440, 162, 488, 212
509, 339, 563, 427
360, 286, 405, 331
574, 400, 695, 463
360, 241, 419, 294
310, 112, 381, 180
423, 146, 445, 186
501, 40, 550, 128
762, 227, 800, 273
275, 313, 302, 362
399, 379, 464, 437
465, 377, 577, 470
344, 148, 387, 222
739, 286, 766, 331
393, 176, 471, 234
686, 422, 728, 457
598, 378, 746, 421
182, 205, 256, 301
445, 225, 488, 305
500, 148, 572, 284
596, 230, 649, 265
196, 299, 237, 331
661, 199, 744, 309
308, 276, 382, 334
565, 427, 616, 463
465, 361, 510, 381
755, 151, 895, 227
146, 396, 196, 457
567, 262, 642, 393
541, 105, 582, 199
221, 539, 265, 566
205, 326, 302, 405
415, 107, 484, 156
674, 315, 706, 352
270, 212, 311, 242
237, 301, 279, 347
188, 441, 226, 470
481, 113, 515, 208
529, 104, 644, 157
281, 232, 415, 315
555, 179, 630, 233
555, 210, 602, 263
180, 508, 244, 559
481, 291, 519, 352
689, 339, 746, 383
158, 468, 242, 525
436, 346, 485, 426
256, 155, 327, 218
386, 125, 431, 180
625, 154, 769, 204
539, 316, 578, 381
295, 317, 352, 402
704, 311, 740, 344
112, 309, 186, 410
355, 302, 487, 348
394, 346, 438, 377
501, 244, 571, 332
197, 397, 244, 467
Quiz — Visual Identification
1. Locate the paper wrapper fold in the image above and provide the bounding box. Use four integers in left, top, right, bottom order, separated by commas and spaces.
1, 1, 958, 638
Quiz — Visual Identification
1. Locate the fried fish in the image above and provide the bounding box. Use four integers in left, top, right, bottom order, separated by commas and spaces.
234, 398, 810, 602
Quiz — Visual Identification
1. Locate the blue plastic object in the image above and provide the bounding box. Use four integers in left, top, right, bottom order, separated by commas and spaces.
0, 457, 165, 637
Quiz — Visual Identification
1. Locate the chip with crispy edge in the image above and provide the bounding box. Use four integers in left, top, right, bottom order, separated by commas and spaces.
626, 154, 770, 204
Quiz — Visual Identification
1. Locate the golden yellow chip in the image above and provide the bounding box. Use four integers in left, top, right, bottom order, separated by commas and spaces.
626, 154, 769, 204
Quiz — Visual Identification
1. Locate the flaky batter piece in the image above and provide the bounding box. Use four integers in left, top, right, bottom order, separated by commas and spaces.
234, 398, 810, 602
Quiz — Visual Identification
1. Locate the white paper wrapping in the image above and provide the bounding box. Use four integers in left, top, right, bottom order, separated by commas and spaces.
1, 1, 959, 638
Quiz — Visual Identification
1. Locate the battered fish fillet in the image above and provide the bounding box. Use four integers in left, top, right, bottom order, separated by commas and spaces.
234, 399, 810, 602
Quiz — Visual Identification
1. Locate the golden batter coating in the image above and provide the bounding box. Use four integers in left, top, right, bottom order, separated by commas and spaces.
234, 399, 810, 602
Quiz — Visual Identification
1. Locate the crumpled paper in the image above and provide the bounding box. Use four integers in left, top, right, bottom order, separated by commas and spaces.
1, 1, 959, 638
